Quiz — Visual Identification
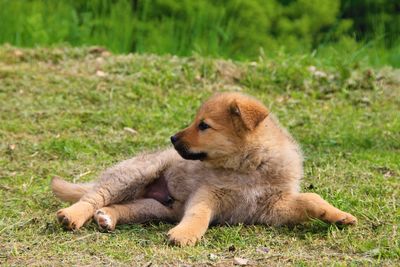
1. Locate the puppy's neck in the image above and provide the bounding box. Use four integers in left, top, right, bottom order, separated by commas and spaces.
205, 145, 268, 172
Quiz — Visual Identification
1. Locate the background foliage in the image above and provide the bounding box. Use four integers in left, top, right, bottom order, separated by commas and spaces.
0, 0, 399, 66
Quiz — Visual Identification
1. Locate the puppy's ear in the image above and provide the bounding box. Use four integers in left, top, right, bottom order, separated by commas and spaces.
230, 98, 269, 131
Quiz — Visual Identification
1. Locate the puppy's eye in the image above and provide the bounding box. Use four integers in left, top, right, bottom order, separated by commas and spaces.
198, 121, 210, 131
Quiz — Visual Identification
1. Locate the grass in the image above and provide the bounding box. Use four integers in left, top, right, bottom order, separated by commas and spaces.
0, 45, 399, 266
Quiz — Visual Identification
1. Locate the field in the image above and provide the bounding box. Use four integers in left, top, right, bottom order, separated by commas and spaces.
0, 46, 399, 266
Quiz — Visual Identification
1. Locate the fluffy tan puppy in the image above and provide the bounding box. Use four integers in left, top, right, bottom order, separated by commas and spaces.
51, 92, 356, 246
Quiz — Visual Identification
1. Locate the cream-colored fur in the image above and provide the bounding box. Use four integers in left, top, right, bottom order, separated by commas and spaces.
51, 177, 94, 203
51, 92, 356, 246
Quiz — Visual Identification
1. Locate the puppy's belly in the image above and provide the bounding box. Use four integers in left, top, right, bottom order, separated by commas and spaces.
143, 174, 174, 207
214, 187, 272, 225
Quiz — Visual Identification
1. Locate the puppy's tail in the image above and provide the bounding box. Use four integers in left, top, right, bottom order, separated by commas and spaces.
51, 176, 95, 203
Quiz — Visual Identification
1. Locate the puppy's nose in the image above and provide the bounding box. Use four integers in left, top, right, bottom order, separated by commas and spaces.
170, 135, 179, 144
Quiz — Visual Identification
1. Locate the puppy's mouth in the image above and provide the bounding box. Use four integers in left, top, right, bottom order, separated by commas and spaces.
172, 142, 207, 161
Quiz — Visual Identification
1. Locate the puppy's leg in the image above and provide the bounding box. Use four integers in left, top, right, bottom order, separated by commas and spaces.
56, 149, 180, 230
93, 199, 179, 231
167, 187, 216, 246
268, 193, 357, 226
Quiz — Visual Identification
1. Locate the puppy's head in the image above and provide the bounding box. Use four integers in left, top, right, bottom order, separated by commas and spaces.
171, 93, 269, 162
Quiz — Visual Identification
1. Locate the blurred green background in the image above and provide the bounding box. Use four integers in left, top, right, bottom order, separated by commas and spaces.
0, 0, 399, 67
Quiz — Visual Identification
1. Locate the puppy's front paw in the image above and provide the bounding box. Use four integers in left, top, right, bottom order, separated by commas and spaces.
94, 209, 116, 232
167, 225, 202, 246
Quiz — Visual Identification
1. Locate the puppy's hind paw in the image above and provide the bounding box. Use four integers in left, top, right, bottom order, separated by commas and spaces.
94, 209, 116, 232
56, 208, 85, 230
335, 212, 357, 226
56, 202, 95, 230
